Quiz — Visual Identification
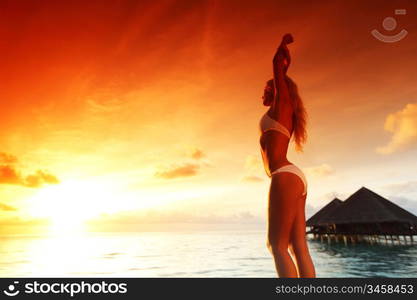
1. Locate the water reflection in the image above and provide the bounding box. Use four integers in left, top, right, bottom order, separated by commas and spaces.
309, 239, 417, 277
0, 232, 416, 277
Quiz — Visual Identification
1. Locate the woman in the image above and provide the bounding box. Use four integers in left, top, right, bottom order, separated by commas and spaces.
259, 34, 316, 277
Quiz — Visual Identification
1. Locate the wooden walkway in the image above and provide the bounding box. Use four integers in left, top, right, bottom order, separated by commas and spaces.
308, 233, 416, 245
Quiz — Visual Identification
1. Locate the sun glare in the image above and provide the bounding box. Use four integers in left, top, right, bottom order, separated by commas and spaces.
27, 180, 125, 235
25, 176, 233, 235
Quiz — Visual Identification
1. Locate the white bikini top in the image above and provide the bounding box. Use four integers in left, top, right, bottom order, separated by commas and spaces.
259, 112, 291, 139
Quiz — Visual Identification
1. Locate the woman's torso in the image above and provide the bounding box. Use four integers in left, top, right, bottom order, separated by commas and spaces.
259, 106, 293, 176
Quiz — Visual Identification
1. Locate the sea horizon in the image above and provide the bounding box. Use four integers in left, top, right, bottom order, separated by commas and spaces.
1, 229, 416, 278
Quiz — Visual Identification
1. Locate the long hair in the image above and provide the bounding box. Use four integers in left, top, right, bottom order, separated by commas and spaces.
285, 76, 307, 152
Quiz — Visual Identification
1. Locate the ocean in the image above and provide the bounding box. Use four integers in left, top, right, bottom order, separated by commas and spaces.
1, 230, 416, 277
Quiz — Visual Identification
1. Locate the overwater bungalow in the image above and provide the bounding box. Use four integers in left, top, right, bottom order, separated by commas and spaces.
307, 187, 417, 244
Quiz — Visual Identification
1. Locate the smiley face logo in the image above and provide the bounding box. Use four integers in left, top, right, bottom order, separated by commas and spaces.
3, 281, 20, 297
371, 9, 408, 43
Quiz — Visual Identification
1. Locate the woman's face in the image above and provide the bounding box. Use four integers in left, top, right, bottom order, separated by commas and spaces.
262, 83, 274, 106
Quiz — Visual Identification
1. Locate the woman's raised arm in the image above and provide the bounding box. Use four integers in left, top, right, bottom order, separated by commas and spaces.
272, 39, 292, 116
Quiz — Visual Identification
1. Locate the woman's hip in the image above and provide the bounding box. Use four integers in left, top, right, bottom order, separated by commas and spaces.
270, 163, 307, 196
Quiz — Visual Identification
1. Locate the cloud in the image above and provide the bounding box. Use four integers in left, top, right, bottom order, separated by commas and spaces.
188, 148, 206, 160
0, 216, 50, 235
0, 165, 21, 185
0, 153, 18, 164
241, 155, 264, 182
0, 166, 59, 188
155, 148, 208, 179
244, 155, 262, 171
0, 203, 17, 211
379, 181, 417, 215
381, 180, 417, 195
305, 204, 316, 218
0, 152, 59, 188
155, 163, 200, 179
241, 175, 263, 182
88, 209, 263, 226
303, 163, 334, 177
377, 103, 417, 154
24, 170, 60, 187
86, 97, 123, 114
387, 196, 417, 216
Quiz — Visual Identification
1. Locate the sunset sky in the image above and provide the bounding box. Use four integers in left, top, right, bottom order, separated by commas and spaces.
1, 0, 417, 234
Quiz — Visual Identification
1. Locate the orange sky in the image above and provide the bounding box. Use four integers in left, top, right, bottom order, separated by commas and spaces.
1, 0, 417, 234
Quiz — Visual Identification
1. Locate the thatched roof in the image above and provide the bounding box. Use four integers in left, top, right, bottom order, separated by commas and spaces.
307, 187, 417, 226
306, 198, 342, 226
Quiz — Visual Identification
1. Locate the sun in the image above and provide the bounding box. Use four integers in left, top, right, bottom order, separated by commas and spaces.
25, 176, 228, 235
27, 179, 124, 235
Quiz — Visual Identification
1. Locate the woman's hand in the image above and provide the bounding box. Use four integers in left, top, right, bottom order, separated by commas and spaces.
273, 34, 293, 73
282, 33, 294, 45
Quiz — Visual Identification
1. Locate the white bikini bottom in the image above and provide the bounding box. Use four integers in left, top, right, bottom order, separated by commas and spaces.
270, 164, 307, 196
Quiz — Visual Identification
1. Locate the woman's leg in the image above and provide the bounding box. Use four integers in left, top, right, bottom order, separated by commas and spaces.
267, 173, 303, 277
288, 244, 300, 277
289, 194, 316, 278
